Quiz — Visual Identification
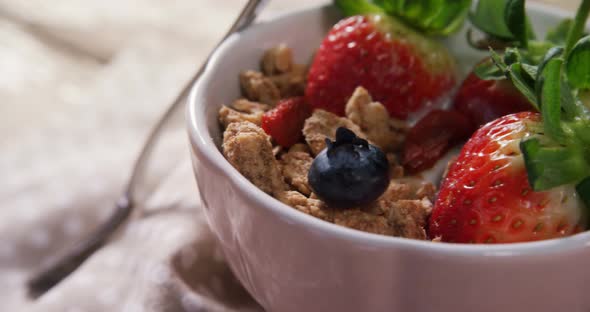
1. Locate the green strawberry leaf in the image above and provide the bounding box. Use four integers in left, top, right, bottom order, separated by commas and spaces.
503, 47, 522, 65
506, 63, 539, 109
521, 138, 590, 191
526, 40, 556, 64
483, 0, 590, 193
566, 36, 590, 90
334, 0, 471, 36
474, 58, 506, 80
505, 0, 528, 47
469, 0, 536, 47
520, 63, 538, 81
540, 58, 566, 142
490, 49, 508, 70
334, 0, 385, 16
582, 90, 590, 110
425, 0, 472, 35
546, 19, 573, 44
533, 48, 582, 121
576, 176, 590, 211
469, 0, 514, 40
487, 48, 539, 109
569, 119, 590, 145
560, 79, 583, 120
535, 46, 564, 101
565, 0, 590, 55
373, 0, 471, 35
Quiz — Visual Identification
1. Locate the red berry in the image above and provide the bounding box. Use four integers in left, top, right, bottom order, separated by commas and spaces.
401, 59, 534, 174
402, 110, 471, 174
429, 112, 585, 243
261, 97, 311, 147
305, 15, 456, 120
453, 66, 532, 130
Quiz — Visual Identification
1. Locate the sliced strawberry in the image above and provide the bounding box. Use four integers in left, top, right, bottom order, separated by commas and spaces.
401, 110, 471, 175
305, 15, 456, 120
429, 112, 586, 243
261, 97, 311, 147
402, 60, 534, 174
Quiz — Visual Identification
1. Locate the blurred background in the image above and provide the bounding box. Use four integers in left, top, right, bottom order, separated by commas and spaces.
0, 0, 580, 311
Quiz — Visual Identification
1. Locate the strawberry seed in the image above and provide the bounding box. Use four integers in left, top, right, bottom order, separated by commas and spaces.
512, 219, 523, 229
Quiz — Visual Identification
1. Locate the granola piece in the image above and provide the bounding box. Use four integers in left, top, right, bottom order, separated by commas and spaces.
415, 182, 437, 202
219, 105, 263, 128
277, 190, 333, 221
272, 145, 284, 157
366, 182, 412, 216
333, 209, 394, 236
366, 179, 436, 239
239, 70, 281, 106
232, 98, 270, 113
288, 143, 310, 154
261, 44, 293, 75
383, 179, 436, 202
387, 198, 432, 240
302, 109, 366, 155
345, 87, 408, 151
222, 122, 286, 195
386, 153, 404, 179
279, 149, 313, 196
269, 64, 307, 97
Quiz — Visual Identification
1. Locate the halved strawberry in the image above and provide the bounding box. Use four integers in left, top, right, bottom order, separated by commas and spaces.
429, 112, 586, 243
305, 15, 456, 120
261, 97, 311, 147
401, 60, 534, 174
402, 110, 471, 175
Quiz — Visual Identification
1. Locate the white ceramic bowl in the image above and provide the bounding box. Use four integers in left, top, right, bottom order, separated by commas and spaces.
188, 4, 590, 311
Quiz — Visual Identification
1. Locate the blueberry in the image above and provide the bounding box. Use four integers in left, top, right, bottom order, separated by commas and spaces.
308, 127, 389, 208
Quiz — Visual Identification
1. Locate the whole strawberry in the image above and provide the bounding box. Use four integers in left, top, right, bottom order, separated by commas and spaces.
454, 66, 532, 131
431, 0, 590, 243
429, 112, 586, 243
305, 14, 456, 120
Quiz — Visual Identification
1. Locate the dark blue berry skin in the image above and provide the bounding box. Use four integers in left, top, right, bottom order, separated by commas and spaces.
308, 127, 389, 208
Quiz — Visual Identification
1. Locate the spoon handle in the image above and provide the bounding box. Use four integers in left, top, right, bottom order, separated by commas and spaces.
27, 0, 268, 298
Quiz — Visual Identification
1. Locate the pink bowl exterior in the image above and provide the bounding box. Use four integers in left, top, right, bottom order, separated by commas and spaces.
188, 4, 590, 312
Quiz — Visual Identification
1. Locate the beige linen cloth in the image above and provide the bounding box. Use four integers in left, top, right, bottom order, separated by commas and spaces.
0, 0, 575, 311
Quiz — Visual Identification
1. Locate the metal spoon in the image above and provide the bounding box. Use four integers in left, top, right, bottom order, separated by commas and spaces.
27, 0, 268, 298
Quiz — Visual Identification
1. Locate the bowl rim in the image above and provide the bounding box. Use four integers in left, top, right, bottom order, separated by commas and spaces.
187, 2, 590, 257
